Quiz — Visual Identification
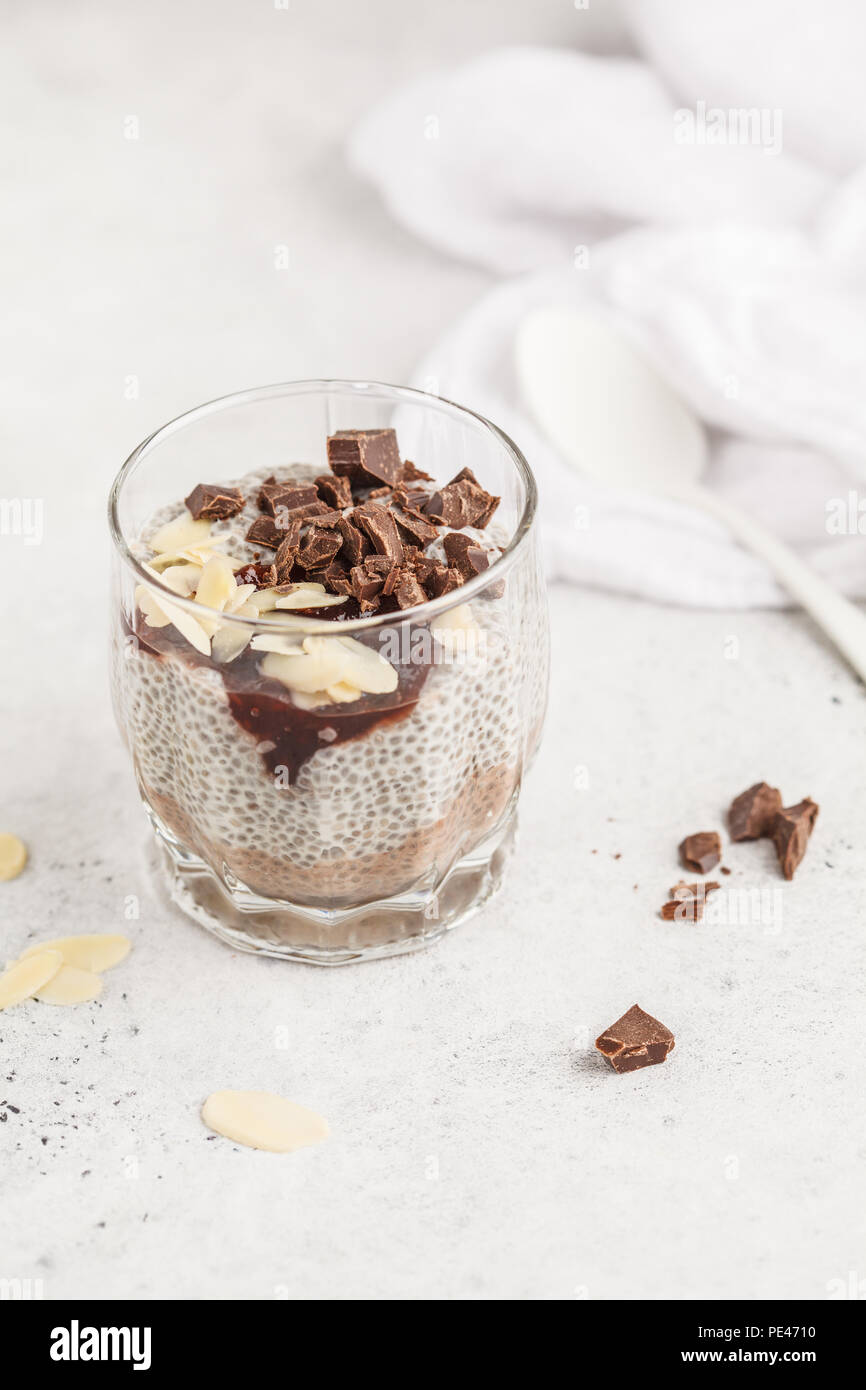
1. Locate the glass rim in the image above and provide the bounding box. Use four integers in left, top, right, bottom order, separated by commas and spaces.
107, 378, 539, 633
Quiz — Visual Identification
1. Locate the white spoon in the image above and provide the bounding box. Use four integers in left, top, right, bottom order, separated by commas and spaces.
516, 307, 866, 684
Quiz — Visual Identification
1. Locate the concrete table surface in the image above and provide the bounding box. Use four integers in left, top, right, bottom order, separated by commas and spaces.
1, 0, 863, 1302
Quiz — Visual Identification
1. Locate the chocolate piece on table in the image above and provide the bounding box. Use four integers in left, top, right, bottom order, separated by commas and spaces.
679, 831, 722, 874
426, 562, 463, 598
234, 561, 277, 589
336, 515, 371, 567
595, 1004, 675, 1074
443, 532, 490, 581
392, 567, 428, 610
327, 429, 402, 487
352, 503, 404, 565
185, 483, 245, 521
728, 782, 783, 840
391, 505, 439, 547
660, 880, 720, 922
296, 527, 343, 571
314, 473, 353, 510
257, 482, 319, 516
771, 798, 819, 880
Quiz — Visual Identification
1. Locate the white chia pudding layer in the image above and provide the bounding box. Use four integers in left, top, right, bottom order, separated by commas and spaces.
113, 460, 546, 907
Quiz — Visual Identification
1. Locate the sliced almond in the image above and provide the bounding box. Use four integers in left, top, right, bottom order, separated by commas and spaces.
160, 563, 202, 597
246, 587, 284, 613
19, 934, 131, 972
274, 584, 347, 610
149, 511, 212, 555
201, 1090, 329, 1153
251, 633, 306, 656
194, 554, 237, 612
325, 682, 362, 703
332, 635, 398, 693
211, 604, 258, 664
34, 964, 103, 1006
289, 689, 333, 710
431, 603, 477, 635
0, 950, 63, 1011
225, 584, 257, 613
0, 833, 28, 882
260, 641, 347, 694
136, 582, 212, 655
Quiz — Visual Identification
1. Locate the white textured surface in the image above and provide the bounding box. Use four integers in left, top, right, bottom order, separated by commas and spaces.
1, 0, 864, 1302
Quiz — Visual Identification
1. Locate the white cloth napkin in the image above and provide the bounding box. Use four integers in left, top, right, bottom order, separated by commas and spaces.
348, 11, 866, 607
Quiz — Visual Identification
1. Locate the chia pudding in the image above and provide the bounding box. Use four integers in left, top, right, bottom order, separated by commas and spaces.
112, 426, 547, 951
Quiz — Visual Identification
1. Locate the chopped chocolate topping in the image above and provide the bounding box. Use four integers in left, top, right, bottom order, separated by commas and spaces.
392, 566, 428, 610
679, 831, 722, 874
771, 798, 819, 880
443, 532, 490, 581
273, 520, 303, 580
364, 485, 393, 500
352, 503, 404, 565
296, 527, 343, 571
399, 459, 433, 483
245, 515, 289, 550
349, 564, 383, 611
234, 561, 277, 589
426, 562, 463, 598
391, 505, 439, 548
728, 782, 783, 840
272, 499, 331, 527
327, 428, 402, 487
257, 482, 318, 517
595, 1004, 675, 1074
185, 483, 245, 521
335, 515, 371, 568
307, 557, 352, 595
314, 473, 352, 510
422, 470, 500, 528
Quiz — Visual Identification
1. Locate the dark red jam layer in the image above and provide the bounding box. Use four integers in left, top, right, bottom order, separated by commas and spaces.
126, 606, 431, 784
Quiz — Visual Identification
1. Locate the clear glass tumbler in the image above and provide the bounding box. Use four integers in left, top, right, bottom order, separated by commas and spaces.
109, 381, 549, 963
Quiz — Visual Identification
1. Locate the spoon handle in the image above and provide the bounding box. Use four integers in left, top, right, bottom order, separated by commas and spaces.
688, 483, 866, 685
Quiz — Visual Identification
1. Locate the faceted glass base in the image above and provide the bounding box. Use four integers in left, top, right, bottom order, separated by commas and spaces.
146, 797, 518, 965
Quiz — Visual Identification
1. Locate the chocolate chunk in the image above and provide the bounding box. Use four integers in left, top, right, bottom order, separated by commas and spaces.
364, 485, 393, 499
327, 429, 402, 487
184, 483, 244, 521
400, 459, 433, 483
679, 831, 722, 874
412, 553, 437, 586
296, 527, 343, 571
728, 782, 783, 840
443, 532, 490, 580
771, 798, 819, 880
352, 503, 404, 565
391, 505, 439, 547
308, 557, 352, 595
426, 562, 463, 598
349, 564, 383, 611
392, 567, 428, 609
423, 474, 500, 528
245, 516, 288, 550
234, 561, 277, 588
336, 515, 371, 567
595, 1004, 675, 1074
257, 482, 319, 517
273, 499, 331, 528
272, 519, 303, 579
314, 473, 352, 510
